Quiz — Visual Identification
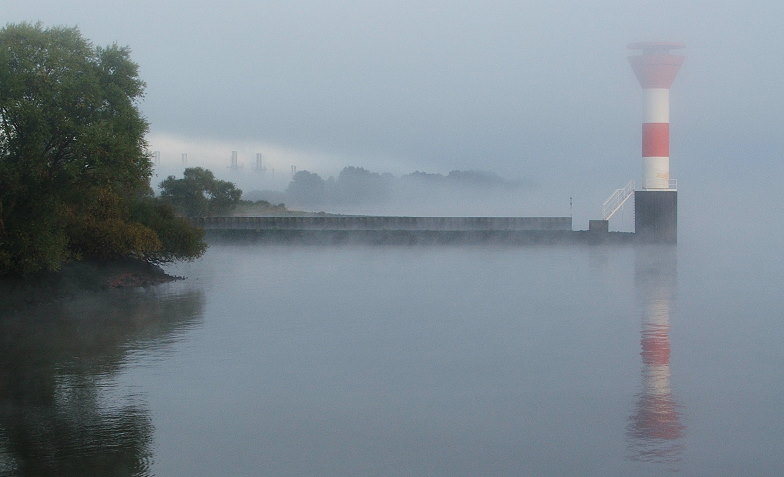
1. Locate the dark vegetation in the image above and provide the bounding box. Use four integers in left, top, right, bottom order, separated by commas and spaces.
158, 166, 294, 217
0, 23, 205, 277
159, 167, 242, 217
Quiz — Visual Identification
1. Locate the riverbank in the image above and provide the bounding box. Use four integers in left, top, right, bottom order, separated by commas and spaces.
0, 258, 179, 311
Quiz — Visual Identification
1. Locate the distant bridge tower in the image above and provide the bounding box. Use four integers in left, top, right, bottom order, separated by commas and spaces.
628, 42, 684, 243
230, 150, 239, 170
255, 153, 266, 172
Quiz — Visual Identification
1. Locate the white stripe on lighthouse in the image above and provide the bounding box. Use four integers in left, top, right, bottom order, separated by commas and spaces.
642, 157, 670, 190
643, 88, 670, 123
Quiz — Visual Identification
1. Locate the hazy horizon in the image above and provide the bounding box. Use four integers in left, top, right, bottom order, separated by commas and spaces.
6, 1, 783, 233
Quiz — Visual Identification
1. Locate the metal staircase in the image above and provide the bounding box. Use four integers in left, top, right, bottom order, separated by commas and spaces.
601, 180, 635, 221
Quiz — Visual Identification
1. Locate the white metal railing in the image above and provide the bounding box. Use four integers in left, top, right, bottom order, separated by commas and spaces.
669, 178, 678, 189
601, 180, 635, 220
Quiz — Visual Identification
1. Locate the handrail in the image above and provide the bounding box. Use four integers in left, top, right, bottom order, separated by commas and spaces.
601, 180, 635, 220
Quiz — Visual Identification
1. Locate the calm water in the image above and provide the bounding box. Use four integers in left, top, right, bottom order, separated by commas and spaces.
1, 235, 782, 476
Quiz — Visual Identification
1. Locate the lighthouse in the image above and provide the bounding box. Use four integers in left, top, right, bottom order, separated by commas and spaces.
628, 42, 684, 243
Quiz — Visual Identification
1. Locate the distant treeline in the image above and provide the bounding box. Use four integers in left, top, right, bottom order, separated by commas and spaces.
248, 166, 525, 209
157, 165, 529, 217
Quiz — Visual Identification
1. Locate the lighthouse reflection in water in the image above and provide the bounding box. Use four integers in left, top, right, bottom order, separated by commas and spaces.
627, 246, 685, 465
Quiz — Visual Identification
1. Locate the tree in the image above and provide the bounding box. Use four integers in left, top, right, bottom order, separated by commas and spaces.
159, 167, 242, 217
334, 166, 391, 204
286, 170, 325, 206
0, 23, 205, 275
128, 198, 206, 263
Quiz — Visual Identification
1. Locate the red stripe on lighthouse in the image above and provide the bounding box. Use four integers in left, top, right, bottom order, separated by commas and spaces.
641, 335, 671, 366
642, 123, 669, 157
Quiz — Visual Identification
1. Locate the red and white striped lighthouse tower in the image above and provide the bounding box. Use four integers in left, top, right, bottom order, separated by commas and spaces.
628, 42, 684, 190
628, 42, 684, 242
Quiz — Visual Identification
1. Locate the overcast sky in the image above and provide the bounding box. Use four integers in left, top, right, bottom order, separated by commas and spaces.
5, 0, 783, 222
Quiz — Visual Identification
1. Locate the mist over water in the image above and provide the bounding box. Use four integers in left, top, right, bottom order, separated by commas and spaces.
5, 1, 784, 474
3, 232, 782, 475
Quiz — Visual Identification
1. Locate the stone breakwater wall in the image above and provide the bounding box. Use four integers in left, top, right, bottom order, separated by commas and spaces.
203, 229, 636, 246
192, 216, 573, 231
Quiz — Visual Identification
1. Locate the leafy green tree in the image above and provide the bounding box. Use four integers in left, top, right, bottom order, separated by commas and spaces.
128, 198, 206, 264
0, 23, 205, 275
159, 167, 242, 217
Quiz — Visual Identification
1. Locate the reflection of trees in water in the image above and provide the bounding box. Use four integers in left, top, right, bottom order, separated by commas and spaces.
0, 289, 204, 476
626, 247, 685, 467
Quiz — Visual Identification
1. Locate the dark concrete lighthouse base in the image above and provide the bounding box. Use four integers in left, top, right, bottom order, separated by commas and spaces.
635, 190, 677, 243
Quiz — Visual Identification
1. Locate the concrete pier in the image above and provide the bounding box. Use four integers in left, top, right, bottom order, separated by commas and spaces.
194, 216, 637, 245
193, 216, 573, 232
634, 191, 677, 243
